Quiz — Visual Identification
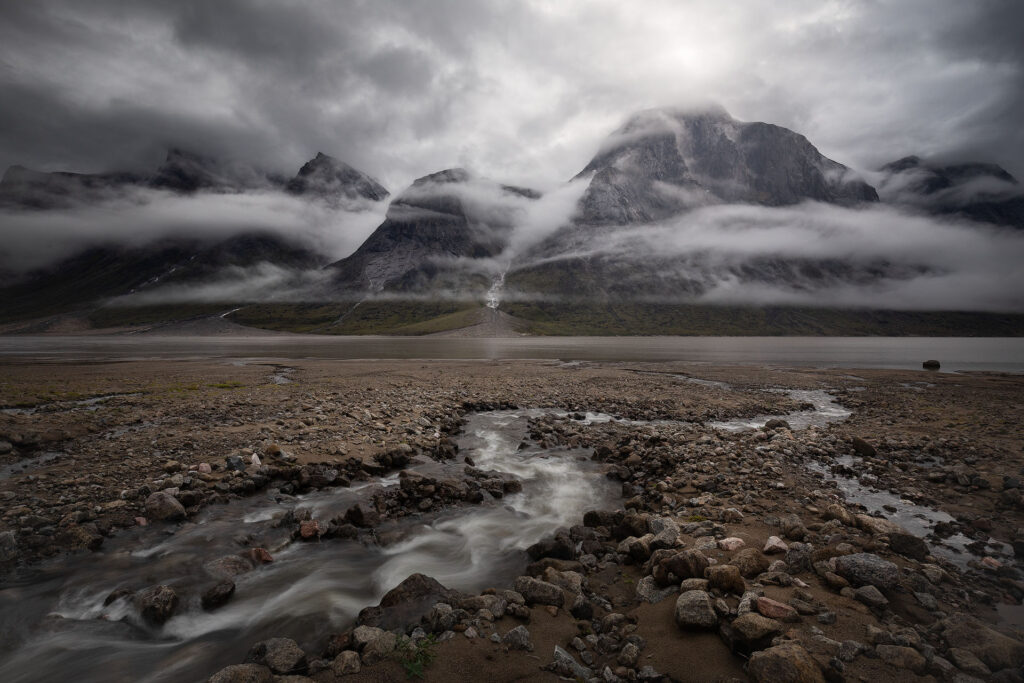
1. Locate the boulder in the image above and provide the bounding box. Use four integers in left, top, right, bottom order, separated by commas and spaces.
888, 532, 928, 561
855, 514, 906, 537
502, 625, 534, 651
201, 581, 236, 610
756, 596, 798, 621
144, 491, 185, 522
513, 576, 565, 607
748, 642, 825, 683
662, 549, 709, 580
331, 651, 361, 676
732, 548, 771, 578
833, 553, 899, 589
135, 585, 178, 625
718, 537, 745, 551
851, 437, 876, 457
875, 644, 926, 673
247, 638, 307, 675
939, 613, 1024, 671
731, 612, 785, 646
824, 504, 855, 527
635, 575, 677, 604
358, 573, 463, 631
853, 585, 889, 610
361, 631, 396, 665
204, 555, 254, 580
425, 603, 456, 633
674, 590, 717, 630
207, 664, 273, 683
705, 565, 745, 595
551, 644, 592, 679
780, 514, 807, 541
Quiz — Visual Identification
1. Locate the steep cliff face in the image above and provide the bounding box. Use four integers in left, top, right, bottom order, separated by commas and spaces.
503, 106, 885, 301
571, 106, 877, 227
327, 168, 538, 293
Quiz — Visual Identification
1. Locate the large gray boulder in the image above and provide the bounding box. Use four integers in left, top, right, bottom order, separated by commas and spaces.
833, 553, 900, 589
513, 576, 565, 607
246, 637, 307, 675
674, 590, 717, 630
144, 491, 185, 522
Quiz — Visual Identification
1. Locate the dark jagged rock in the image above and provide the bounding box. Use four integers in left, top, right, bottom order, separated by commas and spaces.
878, 155, 1024, 230
135, 585, 179, 625
285, 152, 389, 204
326, 168, 539, 293
356, 573, 463, 631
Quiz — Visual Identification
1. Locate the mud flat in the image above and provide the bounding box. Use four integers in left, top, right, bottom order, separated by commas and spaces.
1, 357, 1023, 682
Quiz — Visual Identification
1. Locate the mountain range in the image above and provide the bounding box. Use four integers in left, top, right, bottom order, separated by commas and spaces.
1, 105, 1023, 335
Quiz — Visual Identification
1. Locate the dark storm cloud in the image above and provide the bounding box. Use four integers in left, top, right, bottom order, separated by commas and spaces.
0, 0, 1022, 191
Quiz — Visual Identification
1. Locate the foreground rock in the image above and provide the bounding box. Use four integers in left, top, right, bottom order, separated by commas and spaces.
675, 590, 717, 629
748, 642, 825, 683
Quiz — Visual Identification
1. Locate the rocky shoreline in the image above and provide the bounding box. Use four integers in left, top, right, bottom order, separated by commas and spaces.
1, 359, 1023, 682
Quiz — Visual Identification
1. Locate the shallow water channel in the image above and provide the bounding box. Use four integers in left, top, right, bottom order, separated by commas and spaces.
0, 383, 1010, 681
0, 411, 616, 683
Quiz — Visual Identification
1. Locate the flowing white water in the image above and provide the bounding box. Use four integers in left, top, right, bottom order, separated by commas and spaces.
0, 410, 615, 683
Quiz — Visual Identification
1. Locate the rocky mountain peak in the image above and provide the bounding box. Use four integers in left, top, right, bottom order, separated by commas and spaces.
285, 152, 389, 203
572, 105, 878, 226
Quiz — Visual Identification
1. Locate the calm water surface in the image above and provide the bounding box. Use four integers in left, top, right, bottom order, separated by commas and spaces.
0, 335, 1021, 371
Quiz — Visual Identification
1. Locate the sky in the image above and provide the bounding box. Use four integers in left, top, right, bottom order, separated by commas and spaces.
1, 0, 1023, 193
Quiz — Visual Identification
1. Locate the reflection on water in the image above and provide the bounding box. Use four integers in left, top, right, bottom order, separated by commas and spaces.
0, 335, 1022, 371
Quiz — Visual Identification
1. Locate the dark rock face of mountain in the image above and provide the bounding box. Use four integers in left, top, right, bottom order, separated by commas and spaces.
572, 106, 878, 227
148, 149, 281, 193
503, 106, 883, 302
285, 152, 389, 204
0, 151, 386, 321
877, 156, 1024, 229
0, 233, 322, 322
328, 168, 537, 293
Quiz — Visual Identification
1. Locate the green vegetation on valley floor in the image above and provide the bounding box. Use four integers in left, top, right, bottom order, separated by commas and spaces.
69, 300, 1024, 336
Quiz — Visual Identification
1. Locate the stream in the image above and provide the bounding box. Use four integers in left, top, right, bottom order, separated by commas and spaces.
0, 382, 1012, 681
0, 411, 616, 683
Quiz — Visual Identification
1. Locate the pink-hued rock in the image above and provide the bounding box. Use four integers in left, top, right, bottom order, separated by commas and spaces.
198, 463, 212, 474
250, 547, 274, 564
718, 537, 745, 551
764, 536, 789, 554
299, 520, 321, 539
756, 596, 799, 621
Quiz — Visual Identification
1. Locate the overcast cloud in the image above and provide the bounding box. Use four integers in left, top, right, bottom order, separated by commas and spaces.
1, 0, 1022, 191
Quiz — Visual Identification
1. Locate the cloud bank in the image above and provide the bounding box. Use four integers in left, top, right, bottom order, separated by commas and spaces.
1, 0, 1022, 191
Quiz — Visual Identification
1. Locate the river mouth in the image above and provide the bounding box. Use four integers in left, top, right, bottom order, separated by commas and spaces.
0, 410, 618, 683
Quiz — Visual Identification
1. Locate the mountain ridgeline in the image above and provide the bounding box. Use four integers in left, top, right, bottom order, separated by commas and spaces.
1, 105, 1023, 334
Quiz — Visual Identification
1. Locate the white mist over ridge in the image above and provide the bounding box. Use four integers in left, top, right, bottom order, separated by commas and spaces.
0, 188, 388, 273
507, 201, 1024, 312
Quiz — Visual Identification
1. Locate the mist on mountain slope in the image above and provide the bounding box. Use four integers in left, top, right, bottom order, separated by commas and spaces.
506, 200, 1024, 312
0, 187, 387, 274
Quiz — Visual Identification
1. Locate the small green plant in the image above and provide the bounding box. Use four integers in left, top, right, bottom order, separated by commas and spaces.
395, 634, 439, 679
686, 514, 706, 522
207, 381, 244, 389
